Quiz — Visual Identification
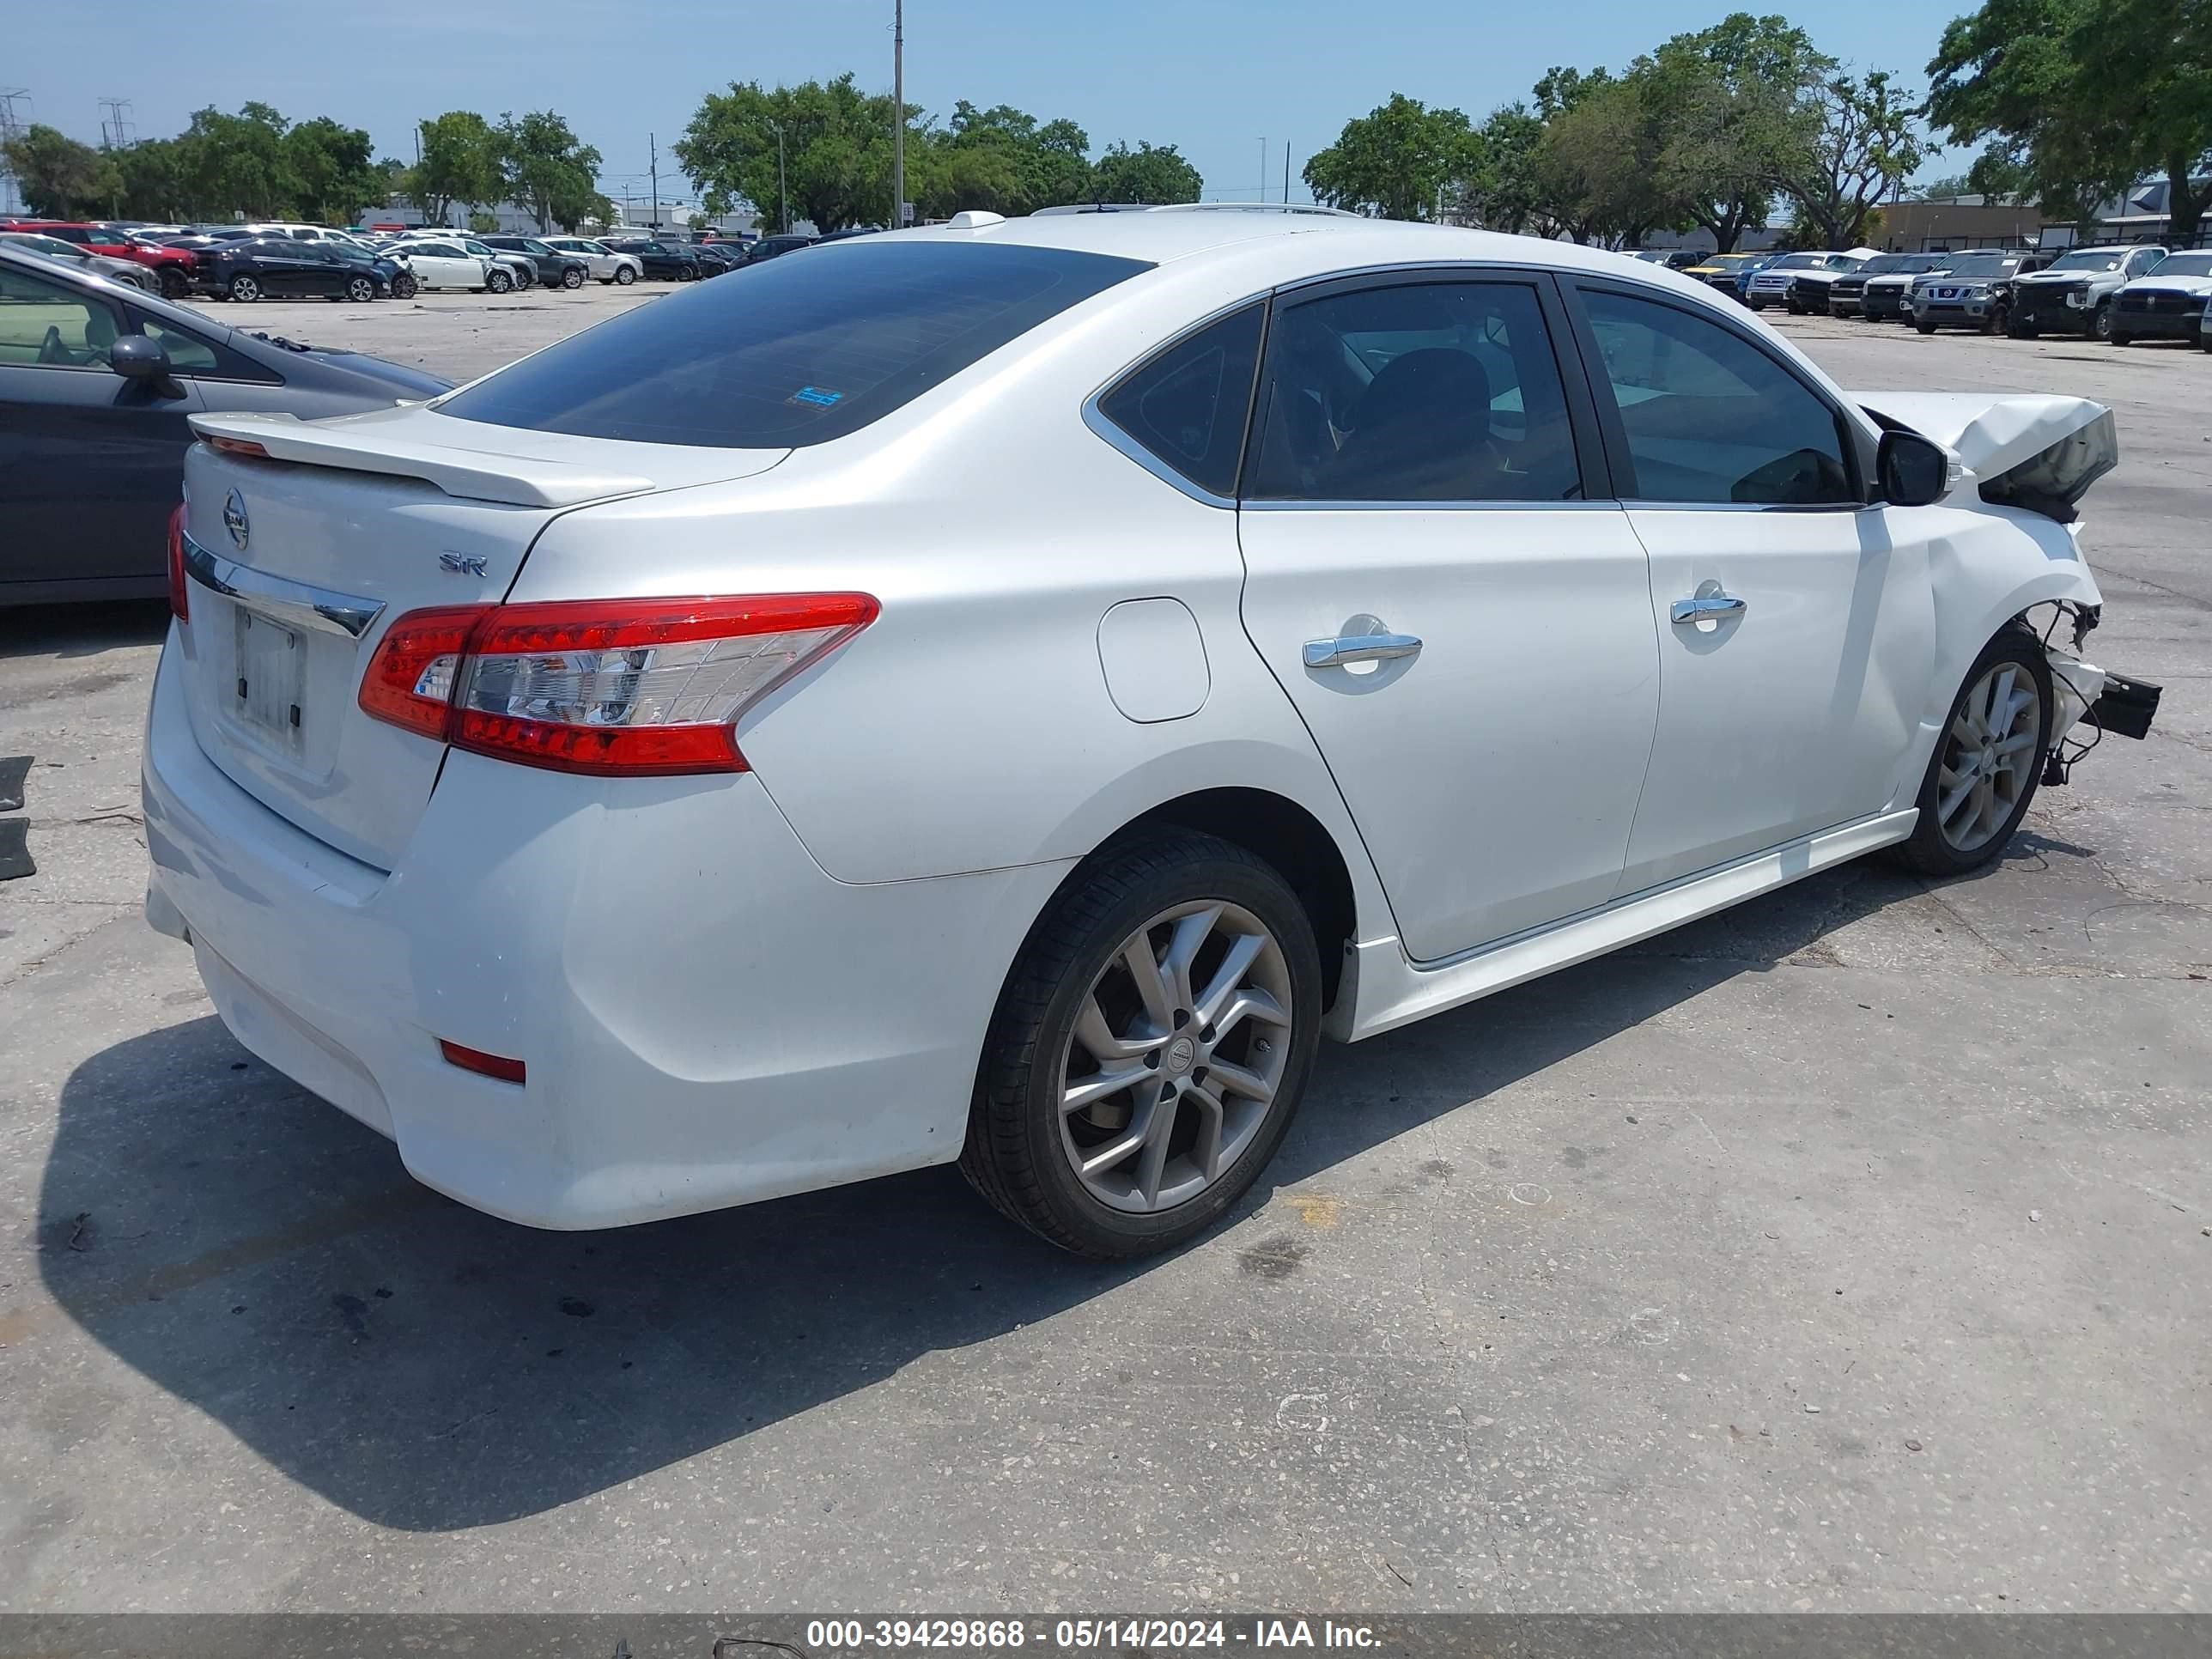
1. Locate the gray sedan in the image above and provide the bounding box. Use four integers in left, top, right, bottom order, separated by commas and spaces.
0, 244, 449, 605
0, 231, 159, 294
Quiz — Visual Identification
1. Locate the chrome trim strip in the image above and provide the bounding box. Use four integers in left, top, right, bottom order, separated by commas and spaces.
1080, 401, 1238, 510
181, 530, 386, 639
1241, 495, 1616, 513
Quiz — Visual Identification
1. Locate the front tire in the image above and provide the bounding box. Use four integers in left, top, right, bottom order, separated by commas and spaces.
2091, 301, 2113, 341
1896, 628, 2053, 878
392, 273, 418, 300
562, 266, 584, 289
962, 830, 1322, 1259
157, 267, 190, 300
228, 275, 260, 302
487, 268, 514, 294
614, 264, 636, 285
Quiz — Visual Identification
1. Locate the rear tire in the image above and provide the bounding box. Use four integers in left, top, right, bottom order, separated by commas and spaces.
961, 830, 1322, 1259
157, 268, 190, 300
1915, 319, 1936, 334
1895, 627, 2054, 878
346, 276, 376, 303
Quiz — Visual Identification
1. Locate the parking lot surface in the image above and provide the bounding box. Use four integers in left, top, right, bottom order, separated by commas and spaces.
0, 296, 2205, 1613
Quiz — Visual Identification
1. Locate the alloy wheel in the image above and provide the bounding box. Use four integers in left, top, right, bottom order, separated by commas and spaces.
1055, 900, 1293, 1214
1936, 663, 2042, 854
229, 276, 259, 302
348, 277, 374, 302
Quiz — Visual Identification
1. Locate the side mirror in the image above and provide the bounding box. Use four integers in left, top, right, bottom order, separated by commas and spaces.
1877, 428, 1955, 507
109, 333, 175, 386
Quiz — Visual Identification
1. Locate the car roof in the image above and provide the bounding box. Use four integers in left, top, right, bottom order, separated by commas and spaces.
874, 210, 1726, 292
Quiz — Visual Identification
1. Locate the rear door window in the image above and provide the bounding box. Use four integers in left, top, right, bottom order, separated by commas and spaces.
441, 240, 1152, 448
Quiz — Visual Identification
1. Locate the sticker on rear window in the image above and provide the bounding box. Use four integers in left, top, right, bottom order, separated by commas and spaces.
789, 386, 843, 408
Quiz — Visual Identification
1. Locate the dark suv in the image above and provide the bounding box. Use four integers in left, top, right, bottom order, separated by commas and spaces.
603, 239, 705, 281
2007, 244, 2168, 340
193, 237, 404, 302
480, 235, 590, 289
741, 234, 817, 264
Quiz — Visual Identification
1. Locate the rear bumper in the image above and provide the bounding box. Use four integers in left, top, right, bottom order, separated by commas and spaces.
141, 635, 1066, 1230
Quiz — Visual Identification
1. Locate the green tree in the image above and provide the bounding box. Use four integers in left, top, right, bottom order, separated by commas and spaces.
1457, 105, 1549, 234
175, 102, 299, 220
934, 102, 1097, 211
496, 109, 604, 234
283, 116, 382, 223
678, 76, 917, 232
1088, 140, 1202, 204
1631, 14, 1825, 252
1765, 69, 1927, 246
1536, 76, 1685, 245
412, 111, 505, 228
1928, 0, 2212, 242
1, 124, 117, 218
1303, 94, 1481, 219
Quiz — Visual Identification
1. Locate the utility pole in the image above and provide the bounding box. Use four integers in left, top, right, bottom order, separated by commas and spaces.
769, 120, 787, 233
1283, 140, 1291, 204
97, 96, 133, 150
1257, 137, 1267, 203
891, 0, 905, 228
649, 132, 659, 233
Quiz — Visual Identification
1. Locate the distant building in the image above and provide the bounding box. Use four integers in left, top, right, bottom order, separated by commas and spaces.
1872, 194, 2053, 252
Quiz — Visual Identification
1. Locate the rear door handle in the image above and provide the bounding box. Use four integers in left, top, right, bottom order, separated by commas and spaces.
1304, 632, 1423, 668
1669, 594, 1747, 625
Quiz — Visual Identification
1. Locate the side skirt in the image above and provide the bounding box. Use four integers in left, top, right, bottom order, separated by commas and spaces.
1332, 809, 1919, 1042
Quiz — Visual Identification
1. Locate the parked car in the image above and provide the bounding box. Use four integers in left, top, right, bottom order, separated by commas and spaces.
380, 236, 501, 293
741, 232, 817, 264
1678, 251, 1769, 298
540, 236, 643, 285
451, 238, 537, 292
1830, 252, 1947, 319
479, 235, 590, 289
0, 230, 159, 293
1743, 250, 1869, 312
603, 237, 704, 280
1854, 253, 1953, 321
0, 244, 447, 604
147, 213, 2142, 1258
1909, 249, 2045, 334
815, 228, 883, 245
690, 241, 743, 275
2110, 249, 2212, 344
192, 237, 402, 302
2006, 244, 2167, 340
0, 219, 199, 297
242, 222, 378, 252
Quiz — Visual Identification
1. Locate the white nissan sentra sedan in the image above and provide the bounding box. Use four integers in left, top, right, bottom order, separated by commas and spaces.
144, 205, 2152, 1258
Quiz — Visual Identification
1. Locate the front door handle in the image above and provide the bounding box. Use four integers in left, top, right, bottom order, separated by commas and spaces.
1304, 632, 1423, 669
1669, 593, 1747, 625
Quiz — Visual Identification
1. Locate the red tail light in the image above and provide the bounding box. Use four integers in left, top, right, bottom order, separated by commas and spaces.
358, 594, 878, 776
166, 503, 189, 623
438, 1039, 526, 1085
207, 435, 270, 459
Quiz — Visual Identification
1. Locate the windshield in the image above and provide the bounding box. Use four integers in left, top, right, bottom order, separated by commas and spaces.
1772, 254, 1826, 270
441, 240, 1152, 448
520, 240, 551, 254
3, 234, 80, 258
2045, 249, 2125, 273
1858, 254, 1911, 275
2146, 252, 2212, 279
1942, 254, 2018, 278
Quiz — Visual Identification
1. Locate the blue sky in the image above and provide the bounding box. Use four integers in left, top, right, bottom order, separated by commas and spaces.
17, 0, 1963, 209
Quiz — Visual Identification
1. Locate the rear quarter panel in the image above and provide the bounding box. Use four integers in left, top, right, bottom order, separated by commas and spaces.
506, 258, 1391, 939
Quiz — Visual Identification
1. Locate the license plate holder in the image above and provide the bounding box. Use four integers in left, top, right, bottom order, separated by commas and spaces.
233, 606, 307, 754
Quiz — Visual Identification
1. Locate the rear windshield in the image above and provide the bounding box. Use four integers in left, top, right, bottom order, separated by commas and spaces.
441, 240, 1152, 448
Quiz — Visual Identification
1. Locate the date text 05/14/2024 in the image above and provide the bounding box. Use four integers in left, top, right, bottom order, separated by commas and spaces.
800, 1619, 1382, 1650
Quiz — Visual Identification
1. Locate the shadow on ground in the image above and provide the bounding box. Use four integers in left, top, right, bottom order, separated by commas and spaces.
0, 600, 168, 663
39, 850, 2009, 1532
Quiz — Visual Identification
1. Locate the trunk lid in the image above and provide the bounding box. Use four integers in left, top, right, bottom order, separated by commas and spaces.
177, 407, 787, 869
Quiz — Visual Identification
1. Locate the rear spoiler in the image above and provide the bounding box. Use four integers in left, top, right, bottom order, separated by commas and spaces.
186, 410, 655, 508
